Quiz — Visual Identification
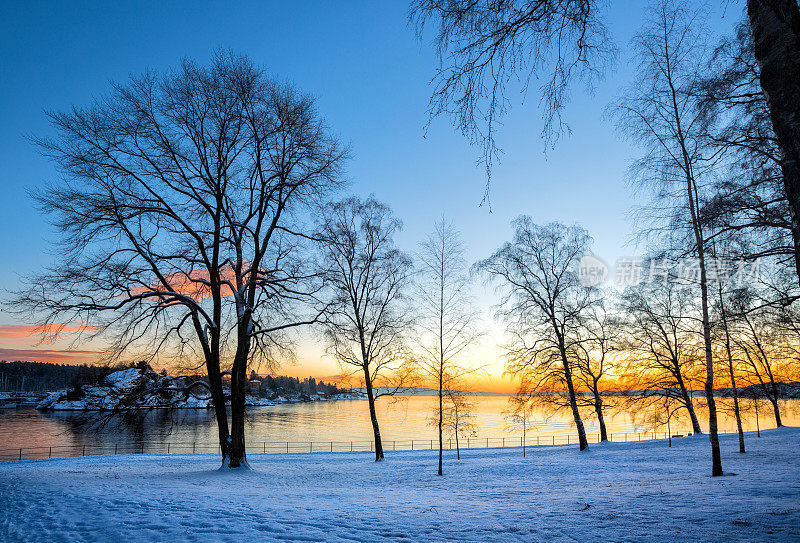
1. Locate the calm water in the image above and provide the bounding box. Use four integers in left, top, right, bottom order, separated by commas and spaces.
1, 396, 797, 460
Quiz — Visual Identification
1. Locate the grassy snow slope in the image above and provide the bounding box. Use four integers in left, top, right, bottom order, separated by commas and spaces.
1, 428, 798, 542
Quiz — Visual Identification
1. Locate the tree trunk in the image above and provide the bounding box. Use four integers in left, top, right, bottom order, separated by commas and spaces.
755, 399, 761, 436
438, 379, 443, 476
748, 0, 800, 283
561, 350, 588, 451
697, 248, 723, 476
363, 365, 384, 461
675, 365, 702, 434
729, 365, 746, 454
770, 396, 783, 427
718, 281, 746, 453
204, 347, 232, 467
593, 393, 608, 442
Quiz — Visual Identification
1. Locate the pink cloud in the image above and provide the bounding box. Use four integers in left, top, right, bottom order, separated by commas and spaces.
0, 348, 104, 364
0, 324, 102, 340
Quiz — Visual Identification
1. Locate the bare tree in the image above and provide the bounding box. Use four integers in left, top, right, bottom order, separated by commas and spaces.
617, 278, 704, 435
612, 0, 723, 476
439, 389, 478, 460
15, 52, 346, 468
729, 287, 787, 428
416, 217, 482, 475
318, 196, 414, 462
476, 219, 594, 451
572, 301, 617, 442
505, 394, 536, 457
409, 0, 613, 184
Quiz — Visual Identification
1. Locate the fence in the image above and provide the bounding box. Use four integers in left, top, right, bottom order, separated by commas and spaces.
0, 430, 686, 462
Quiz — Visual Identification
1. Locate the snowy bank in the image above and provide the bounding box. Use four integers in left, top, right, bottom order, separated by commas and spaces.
1, 428, 798, 542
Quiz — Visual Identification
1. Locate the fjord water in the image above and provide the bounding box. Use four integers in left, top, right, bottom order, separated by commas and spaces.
0, 396, 797, 460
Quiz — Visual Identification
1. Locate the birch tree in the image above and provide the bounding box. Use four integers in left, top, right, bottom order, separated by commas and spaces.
318, 196, 414, 462
612, 0, 723, 476
416, 217, 482, 475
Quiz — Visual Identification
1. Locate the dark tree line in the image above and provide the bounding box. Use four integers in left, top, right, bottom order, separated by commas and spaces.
0, 361, 92, 392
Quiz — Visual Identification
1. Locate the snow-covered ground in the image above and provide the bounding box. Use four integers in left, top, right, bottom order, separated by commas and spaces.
1, 428, 798, 542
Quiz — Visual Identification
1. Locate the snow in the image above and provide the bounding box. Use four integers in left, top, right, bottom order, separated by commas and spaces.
1, 428, 798, 542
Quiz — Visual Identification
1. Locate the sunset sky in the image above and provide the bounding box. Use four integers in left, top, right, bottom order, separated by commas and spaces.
0, 1, 738, 392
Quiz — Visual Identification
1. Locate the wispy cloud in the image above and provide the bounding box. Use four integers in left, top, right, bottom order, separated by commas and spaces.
0, 348, 103, 364
0, 324, 102, 340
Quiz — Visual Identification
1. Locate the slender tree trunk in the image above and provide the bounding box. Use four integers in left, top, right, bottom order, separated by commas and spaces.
728, 360, 746, 454
438, 376, 443, 476
747, 0, 800, 284
675, 371, 703, 434
668, 416, 672, 448
594, 397, 608, 442
755, 398, 761, 436
560, 349, 588, 451
363, 364, 384, 461
717, 280, 746, 453
697, 246, 723, 476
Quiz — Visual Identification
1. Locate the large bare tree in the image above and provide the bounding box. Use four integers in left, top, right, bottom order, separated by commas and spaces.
16, 52, 346, 468
618, 278, 704, 436
318, 196, 414, 462
416, 217, 482, 475
476, 219, 594, 451
612, 0, 723, 476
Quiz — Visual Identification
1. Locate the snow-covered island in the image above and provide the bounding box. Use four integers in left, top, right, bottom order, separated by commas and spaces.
36, 366, 361, 411
1, 427, 798, 541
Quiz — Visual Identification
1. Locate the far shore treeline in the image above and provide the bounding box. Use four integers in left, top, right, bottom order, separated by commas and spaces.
0, 361, 345, 398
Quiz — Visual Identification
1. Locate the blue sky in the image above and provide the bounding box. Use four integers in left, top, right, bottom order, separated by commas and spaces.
0, 1, 739, 386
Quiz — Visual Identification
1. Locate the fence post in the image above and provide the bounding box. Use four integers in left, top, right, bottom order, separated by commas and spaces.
49, 446, 52, 459
486, 437, 489, 448
503, 438, 505, 448
114, 443, 117, 455
82, 444, 86, 456
19, 448, 22, 461
331, 442, 333, 452
467, 437, 470, 448
552, 436, 555, 445
167, 443, 170, 454
351, 441, 353, 452
193, 442, 196, 454
286, 442, 289, 453
393, 440, 396, 451
309, 442, 313, 453
430, 439, 433, 450
411, 440, 414, 451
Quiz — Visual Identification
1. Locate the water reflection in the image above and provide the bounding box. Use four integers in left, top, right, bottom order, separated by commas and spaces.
0, 396, 797, 460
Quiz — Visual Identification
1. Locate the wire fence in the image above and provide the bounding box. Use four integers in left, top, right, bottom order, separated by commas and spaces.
0, 430, 691, 462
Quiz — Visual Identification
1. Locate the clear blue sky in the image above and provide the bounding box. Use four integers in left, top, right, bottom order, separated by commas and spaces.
0, 1, 739, 383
